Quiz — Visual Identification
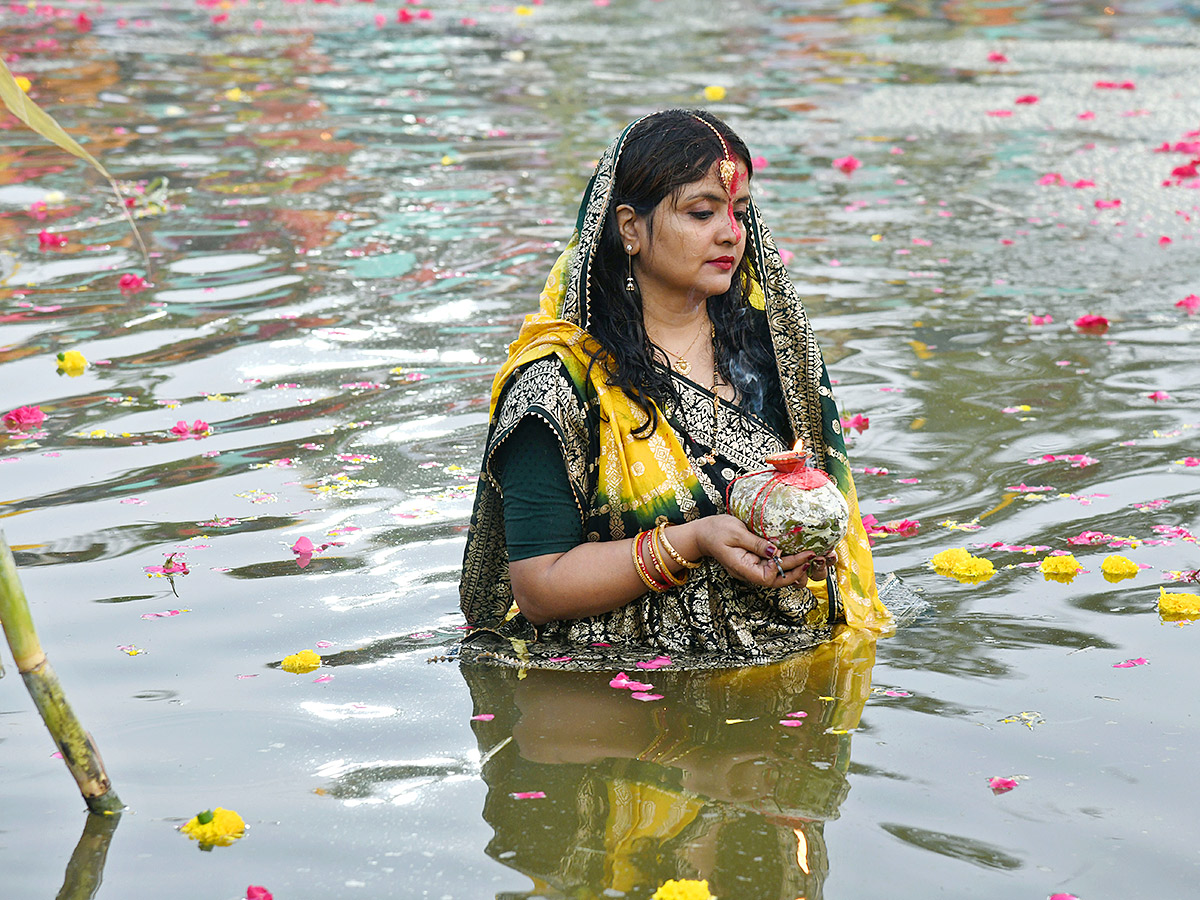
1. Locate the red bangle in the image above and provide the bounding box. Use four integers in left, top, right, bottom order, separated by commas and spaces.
632, 530, 670, 592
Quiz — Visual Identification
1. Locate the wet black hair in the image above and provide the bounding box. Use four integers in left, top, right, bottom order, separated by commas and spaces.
583, 108, 780, 437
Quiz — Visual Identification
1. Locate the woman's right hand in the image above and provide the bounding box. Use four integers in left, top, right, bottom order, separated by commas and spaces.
678, 514, 816, 588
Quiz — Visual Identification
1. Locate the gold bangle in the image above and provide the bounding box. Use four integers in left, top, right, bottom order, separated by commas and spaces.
648, 528, 686, 587
632, 531, 668, 592
657, 523, 701, 569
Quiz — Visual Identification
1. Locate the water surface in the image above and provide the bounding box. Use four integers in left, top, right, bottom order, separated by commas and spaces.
2, 1, 1198, 898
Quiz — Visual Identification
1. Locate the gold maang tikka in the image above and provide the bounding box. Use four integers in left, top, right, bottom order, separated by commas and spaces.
693, 115, 736, 194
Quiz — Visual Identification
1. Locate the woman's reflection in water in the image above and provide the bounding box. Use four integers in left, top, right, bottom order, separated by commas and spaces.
462, 633, 877, 900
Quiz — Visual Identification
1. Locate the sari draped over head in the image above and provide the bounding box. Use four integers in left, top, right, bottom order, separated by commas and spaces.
459, 115, 893, 670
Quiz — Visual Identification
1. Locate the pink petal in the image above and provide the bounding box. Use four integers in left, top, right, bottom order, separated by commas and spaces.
609, 673, 655, 692
292, 536, 314, 554
509, 791, 546, 800
1112, 657, 1149, 668
630, 692, 664, 702
832, 155, 861, 174
635, 655, 673, 670
471, 713, 495, 721
988, 776, 1019, 794
779, 719, 804, 727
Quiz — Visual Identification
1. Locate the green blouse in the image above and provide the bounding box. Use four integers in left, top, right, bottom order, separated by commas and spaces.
492, 417, 584, 561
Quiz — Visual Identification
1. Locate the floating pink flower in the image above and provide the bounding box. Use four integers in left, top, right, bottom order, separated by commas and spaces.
1181, 457, 1200, 467
636, 655, 673, 670
1071, 179, 1095, 188
1078, 110, 1096, 120
28, 201, 48, 220
987, 51, 1009, 62
832, 155, 861, 175
1037, 173, 1066, 186
38, 229, 67, 247
292, 536, 314, 568
841, 413, 870, 434
1095, 80, 1135, 89
471, 713, 495, 721
1073, 314, 1109, 333
246, 888, 273, 900
1028, 314, 1053, 325
1175, 294, 1199, 315
988, 776, 1019, 795
1048, 894, 1079, 900
3, 405, 45, 430
631, 692, 665, 702
1094, 199, 1121, 209
609, 672, 654, 692
1112, 657, 1148, 668
1027, 453, 1098, 468
170, 420, 211, 438
510, 791, 546, 800
986, 109, 1013, 117
1147, 391, 1171, 402
1015, 94, 1039, 104
118, 273, 148, 294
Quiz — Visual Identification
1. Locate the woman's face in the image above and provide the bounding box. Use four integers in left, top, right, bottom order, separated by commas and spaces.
630, 157, 751, 308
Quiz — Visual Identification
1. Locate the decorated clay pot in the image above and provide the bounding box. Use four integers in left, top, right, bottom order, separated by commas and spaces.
726, 448, 849, 556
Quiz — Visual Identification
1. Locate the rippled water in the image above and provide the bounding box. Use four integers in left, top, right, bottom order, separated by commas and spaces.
2, 1, 1198, 898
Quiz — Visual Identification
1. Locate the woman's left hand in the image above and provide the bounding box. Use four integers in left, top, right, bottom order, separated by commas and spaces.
772, 549, 836, 585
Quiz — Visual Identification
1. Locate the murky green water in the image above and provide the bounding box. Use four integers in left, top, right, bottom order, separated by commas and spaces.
2, 1, 1198, 897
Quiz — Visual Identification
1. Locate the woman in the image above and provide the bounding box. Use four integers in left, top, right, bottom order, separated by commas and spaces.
459, 109, 892, 670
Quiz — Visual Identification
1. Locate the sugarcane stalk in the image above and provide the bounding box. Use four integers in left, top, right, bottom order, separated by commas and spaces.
0, 530, 123, 815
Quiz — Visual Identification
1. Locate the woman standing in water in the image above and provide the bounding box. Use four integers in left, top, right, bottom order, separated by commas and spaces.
459, 109, 890, 669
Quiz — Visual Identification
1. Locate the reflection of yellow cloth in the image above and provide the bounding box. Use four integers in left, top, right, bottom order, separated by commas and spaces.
604, 780, 704, 893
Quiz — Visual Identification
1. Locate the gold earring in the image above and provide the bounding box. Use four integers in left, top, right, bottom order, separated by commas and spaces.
625, 246, 637, 293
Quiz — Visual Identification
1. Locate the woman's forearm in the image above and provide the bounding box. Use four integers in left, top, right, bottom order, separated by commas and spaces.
508, 536, 656, 625
509, 516, 811, 625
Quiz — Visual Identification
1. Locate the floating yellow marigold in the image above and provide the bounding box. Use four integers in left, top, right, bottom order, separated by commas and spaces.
281, 649, 321, 673
930, 548, 995, 584
56, 350, 87, 377
653, 879, 714, 900
1100, 554, 1139, 583
180, 807, 245, 848
1159, 587, 1200, 621
1039, 554, 1080, 583
703, 85, 727, 102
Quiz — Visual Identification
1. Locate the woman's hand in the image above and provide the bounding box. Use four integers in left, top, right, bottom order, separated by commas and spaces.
680, 515, 829, 588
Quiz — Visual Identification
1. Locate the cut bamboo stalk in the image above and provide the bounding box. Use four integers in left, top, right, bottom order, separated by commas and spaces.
0, 530, 123, 815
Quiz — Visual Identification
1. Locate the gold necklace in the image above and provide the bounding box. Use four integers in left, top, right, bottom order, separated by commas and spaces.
658, 319, 707, 376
